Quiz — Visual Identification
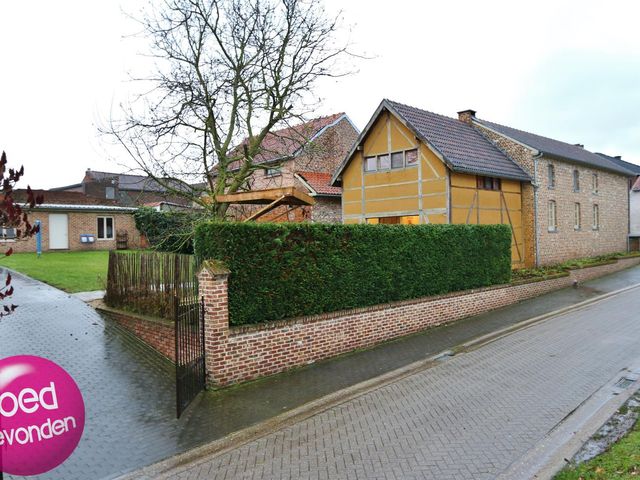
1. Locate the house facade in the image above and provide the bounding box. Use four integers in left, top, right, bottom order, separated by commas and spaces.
467, 114, 632, 265
332, 100, 633, 268
8, 191, 141, 253
597, 153, 640, 250
331, 100, 530, 267
52, 170, 190, 208
226, 113, 359, 223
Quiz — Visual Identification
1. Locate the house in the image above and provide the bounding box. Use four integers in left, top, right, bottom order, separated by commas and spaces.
224, 113, 359, 223
7, 190, 141, 253
467, 112, 633, 265
596, 153, 640, 250
51, 170, 190, 208
331, 100, 530, 267
332, 99, 633, 268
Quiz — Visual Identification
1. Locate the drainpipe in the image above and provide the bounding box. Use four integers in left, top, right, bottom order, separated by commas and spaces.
532, 152, 543, 267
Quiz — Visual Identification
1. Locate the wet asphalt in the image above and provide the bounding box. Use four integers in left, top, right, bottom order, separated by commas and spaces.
1, 266, 640, 479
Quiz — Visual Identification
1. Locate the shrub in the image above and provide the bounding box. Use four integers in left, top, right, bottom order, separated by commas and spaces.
134, 207, 201, 254
195, 222, 512, 325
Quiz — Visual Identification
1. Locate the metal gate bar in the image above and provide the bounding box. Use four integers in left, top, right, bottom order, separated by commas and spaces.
175, 295, 206, 418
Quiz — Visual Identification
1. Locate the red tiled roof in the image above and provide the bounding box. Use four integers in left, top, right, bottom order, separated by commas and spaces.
297, 171, 342, 196
13, 189, 119, 206
228, 113, 345, 169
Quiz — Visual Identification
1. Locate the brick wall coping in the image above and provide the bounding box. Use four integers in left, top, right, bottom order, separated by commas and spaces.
94, 301, 174, 328
198, 259, 230, 277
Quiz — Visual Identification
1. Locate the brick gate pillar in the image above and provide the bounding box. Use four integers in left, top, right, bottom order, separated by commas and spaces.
198, 260, 230, 386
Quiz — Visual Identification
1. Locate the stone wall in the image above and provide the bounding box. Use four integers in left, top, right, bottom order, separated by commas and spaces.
6, 210, 142, 253
310, 197, 342, 223
199, 257, 640, 387
472, 122, 629, 266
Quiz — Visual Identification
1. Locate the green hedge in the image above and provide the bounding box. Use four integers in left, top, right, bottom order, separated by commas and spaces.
134, 207, 200, 254
194, 222, 512, 325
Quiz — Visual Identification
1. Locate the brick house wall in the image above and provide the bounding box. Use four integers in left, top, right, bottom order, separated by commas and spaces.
199, 257, 640, 387
227, 117, 357, 223
7, 210, 142, 253
473, 123, 629, 266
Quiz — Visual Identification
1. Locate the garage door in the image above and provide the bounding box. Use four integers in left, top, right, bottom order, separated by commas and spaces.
49, 213, 69, 249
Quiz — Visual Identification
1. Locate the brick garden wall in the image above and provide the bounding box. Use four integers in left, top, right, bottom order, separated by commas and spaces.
98, 308, 176, 362
199, 256, 640, 387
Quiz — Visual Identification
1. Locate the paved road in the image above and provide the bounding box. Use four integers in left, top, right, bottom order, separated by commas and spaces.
165, 285, 640, 480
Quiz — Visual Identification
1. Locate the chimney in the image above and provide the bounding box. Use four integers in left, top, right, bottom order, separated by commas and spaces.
574, 143, 584, 148
615, 155, 622, 160
457, 109, 476, 124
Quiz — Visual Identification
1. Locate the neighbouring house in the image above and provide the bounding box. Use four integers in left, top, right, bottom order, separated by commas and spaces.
467, 112, 633, 265
331, 100, 531, 267
223, 113, 359, 223
596, 153, 640, 250
332, 99, 634, 268
51, 170, 190, 208
6, 190, 141, 253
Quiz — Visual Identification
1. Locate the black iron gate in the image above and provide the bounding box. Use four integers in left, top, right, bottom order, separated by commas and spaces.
175, 294, 206, 418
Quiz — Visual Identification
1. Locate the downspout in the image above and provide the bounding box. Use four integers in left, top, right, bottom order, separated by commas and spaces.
532, 152, 543, 267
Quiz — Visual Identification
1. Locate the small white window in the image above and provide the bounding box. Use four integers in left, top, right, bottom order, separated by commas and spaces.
264, 167, 281, 177
548, 200, 557, 232
574, 203, 581, 230
105, 186, 115, 199
592, 204, 599, 230
405, 149, 418, 166
378, 154, 391, 170
364, 156, 377, 172
390, 152, 404, 169
0, 226, 16, 242
97, 217, 114, 240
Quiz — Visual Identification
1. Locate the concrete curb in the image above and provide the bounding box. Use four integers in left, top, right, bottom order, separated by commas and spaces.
118, 282, 640, 480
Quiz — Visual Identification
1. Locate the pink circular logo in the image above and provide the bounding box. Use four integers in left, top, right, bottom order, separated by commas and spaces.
0, 355, 85, 476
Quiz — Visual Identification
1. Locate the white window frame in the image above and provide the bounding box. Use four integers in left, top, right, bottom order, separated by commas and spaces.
363, 148, 419, 173
97, 216, 114, 240
548, 200, 557, 232
0, 226, 17, 242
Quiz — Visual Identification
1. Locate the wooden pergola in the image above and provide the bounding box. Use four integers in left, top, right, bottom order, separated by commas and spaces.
215, 187, 315, 222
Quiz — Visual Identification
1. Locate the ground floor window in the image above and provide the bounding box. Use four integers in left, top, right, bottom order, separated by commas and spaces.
548, 200, 557, 232
97, 217, 114, 240
366, 216, 419, 225
592, 204, 599, 230
574, 203, 581, 230
0, 226, 16, 241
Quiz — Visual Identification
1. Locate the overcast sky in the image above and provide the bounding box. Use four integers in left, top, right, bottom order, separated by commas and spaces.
1, 0, 639, 189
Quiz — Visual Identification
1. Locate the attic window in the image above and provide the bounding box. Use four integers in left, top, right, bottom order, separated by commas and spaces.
105, 186, 115, 199
265, 167, 281, 177
477, 176, 501, 191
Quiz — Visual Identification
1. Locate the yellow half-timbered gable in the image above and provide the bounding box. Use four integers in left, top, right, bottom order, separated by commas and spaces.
333, 100, 532, 267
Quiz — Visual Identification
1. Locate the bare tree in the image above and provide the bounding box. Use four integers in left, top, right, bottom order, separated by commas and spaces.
106, 0, 353, 219
0, 152, 43, 317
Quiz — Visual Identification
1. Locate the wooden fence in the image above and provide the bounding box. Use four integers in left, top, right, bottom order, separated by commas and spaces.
105, 250, 199, 319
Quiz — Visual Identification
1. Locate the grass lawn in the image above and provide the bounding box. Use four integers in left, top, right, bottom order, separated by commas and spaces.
0, 250, 109, 293
555, 417, 640, 479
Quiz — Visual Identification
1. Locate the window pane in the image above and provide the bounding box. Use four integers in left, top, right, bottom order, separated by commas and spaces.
378, 154, 391, 170
379, 216, 400, 224
405, 149, 418, 165
391, 152, 404, 169
592, 174, 598, 193
6, 228, 15, 239
548, 164, 555, 187
105, 187, 115, 199
106, 218, 113, 239
365, 157, 377, 172
573, 170, 580, 191
574, 203, 581, 229
97, 218, 104, 239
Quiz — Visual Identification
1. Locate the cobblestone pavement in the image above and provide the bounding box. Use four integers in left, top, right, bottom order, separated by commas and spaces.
167, 286, 640, 480
0, 272, 209, 480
